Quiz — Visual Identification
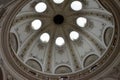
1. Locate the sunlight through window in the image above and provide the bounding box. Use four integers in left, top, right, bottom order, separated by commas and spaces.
35, 2, 47, 13
40, 33, 50, 43
71, 1, 82, 11
31, 19, 42, 30
53, 0, 64, 4
70, 31, 79, 41
76, 17, 87, 27
55, 37, 65, 46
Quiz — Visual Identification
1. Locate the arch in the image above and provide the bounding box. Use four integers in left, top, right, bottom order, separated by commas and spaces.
104, 27, 113, 46
26, 59, 42, 71
55, 65, 72, 74
83, 54, 99, 67
10, 33, 18, 53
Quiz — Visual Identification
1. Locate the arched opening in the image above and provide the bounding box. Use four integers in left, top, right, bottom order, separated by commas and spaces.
55, 66, 72, 74
26, 59, 42, 71
10, 33, 18, 53
84, 54, 99, 67
104, 27, 113, 46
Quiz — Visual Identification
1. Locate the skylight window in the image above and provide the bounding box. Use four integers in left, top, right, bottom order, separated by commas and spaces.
40, 33, 50, 43
35, 2, 47, 13
55, 37, 65, 46
70, 31, 79, 41
76, 17, 87, 27
31, 19, 42, 30
71, 1, 82, 11
53, 0, 64, 4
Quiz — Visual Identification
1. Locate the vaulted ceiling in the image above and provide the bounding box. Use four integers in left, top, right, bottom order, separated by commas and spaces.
0, 0, 120, 80
9, 0, 114, 75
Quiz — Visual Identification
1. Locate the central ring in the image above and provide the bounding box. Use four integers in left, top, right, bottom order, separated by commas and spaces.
53, 14, 64, 25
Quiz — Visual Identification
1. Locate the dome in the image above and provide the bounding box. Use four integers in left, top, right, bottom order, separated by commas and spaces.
0, 0, 120, 80
10, 0, 115, 75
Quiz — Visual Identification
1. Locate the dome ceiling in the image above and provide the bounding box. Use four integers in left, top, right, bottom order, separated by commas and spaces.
9, 0, 115, 75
